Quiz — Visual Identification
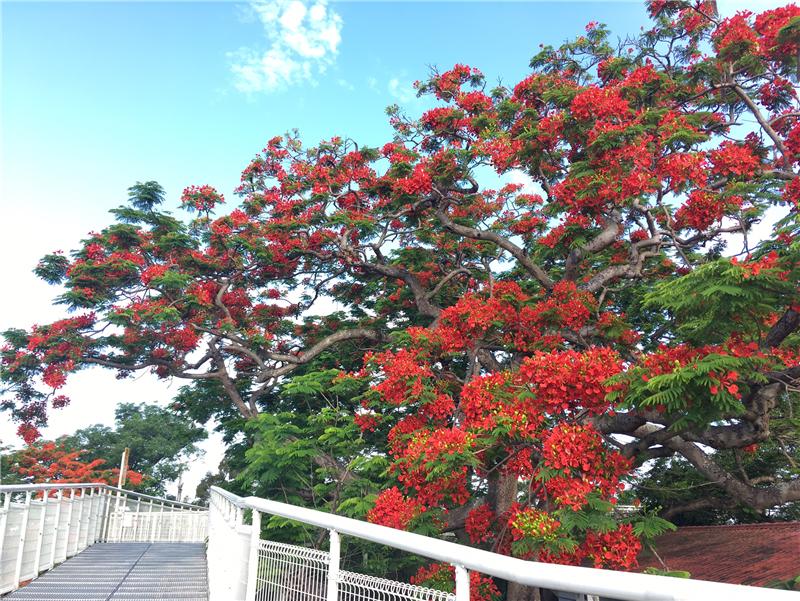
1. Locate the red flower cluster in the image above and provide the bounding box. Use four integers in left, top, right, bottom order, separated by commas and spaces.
583, 524, 641, 570
465, 505, 495, 544
395, 428, 472, 506
518, 348, 622, 415
675, 190, 743, 231
9, 441, 144, 487
709, 142, 760, 177
713, 12, 759, 58
570, 86, 630, 121
754, 5, 800, 58
410, 563, 500, 601
180, 185, 225, 213
141, 264, 169, 285
509, 507, 561, 542
367, 486, 423, 530
541, 424, 630, 510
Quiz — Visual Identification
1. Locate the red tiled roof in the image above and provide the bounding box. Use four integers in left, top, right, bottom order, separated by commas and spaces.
637, 521, 800, 586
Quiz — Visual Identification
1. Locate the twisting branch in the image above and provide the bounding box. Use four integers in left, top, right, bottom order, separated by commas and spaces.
732, 84, 789, 158
665, 435, 800, 510
208, 340, 254, 418
256, 328, 382, 381
434, 203, 554, 291
564, 210, 622, 280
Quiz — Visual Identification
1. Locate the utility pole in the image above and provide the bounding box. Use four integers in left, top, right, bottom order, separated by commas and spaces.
115, 448, 130, 514
117, 447, 130, 489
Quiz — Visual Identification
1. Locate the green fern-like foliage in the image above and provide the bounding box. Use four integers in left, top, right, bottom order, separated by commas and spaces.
644, 257, 798, 346
609, 352, 770, 427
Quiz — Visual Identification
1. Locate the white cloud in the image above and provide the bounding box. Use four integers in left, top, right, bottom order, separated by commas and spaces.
229, 0, 343, 94
506, 169, 548, 198
387, 77, 416, 104
337, 78, 355, 91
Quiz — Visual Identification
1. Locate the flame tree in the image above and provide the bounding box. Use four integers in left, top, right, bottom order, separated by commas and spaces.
2, 0, 800, 586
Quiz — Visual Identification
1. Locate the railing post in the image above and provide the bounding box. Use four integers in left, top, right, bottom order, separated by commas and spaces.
157, 501, 165, 541
91, 487, 104, 542
101, 487, 113, 542
0, 492, 11, 569
50, 489, 63, 568
133, 496, 142, 540
454, 564, 470, 601
147, 499, 156, 542
82, 487, 95, 547
73, 488, 86, 553
13, 491, 32, 590
327, 529, 341, 601
32, 489, 49, 576
170, 506, 177, 541
65, 489, 76, 557
245, 508, 261, 601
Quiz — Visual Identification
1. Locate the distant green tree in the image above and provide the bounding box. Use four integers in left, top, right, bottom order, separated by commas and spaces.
60, 402, 206, 495
0, 445, 25, 485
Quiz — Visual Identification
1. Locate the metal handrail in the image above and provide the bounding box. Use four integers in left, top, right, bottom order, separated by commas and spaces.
0, 482, 205, 510
210, 484, 249, 508
0, 483, 102, 491
207, 486, 798, 601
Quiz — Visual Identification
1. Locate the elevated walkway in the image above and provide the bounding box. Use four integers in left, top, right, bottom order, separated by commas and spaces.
4, 543, 207, 600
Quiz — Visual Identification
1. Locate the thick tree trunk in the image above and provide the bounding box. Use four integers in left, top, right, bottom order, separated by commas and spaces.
487, 472, 540, 601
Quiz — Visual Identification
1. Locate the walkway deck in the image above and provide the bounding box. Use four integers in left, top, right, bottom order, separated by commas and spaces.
4, 543, 208, 600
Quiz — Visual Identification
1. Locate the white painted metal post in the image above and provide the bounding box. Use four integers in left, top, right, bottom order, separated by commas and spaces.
73, 489, 86, 553
82, 488, 95, 547
49, 489, 63, 568
454, 564, 470, 601
327, 529, 341, 601
32, 489, 49, 576
133, 496, 141, 540
92, 487, 104, 542
147, 499, 156, 541
170, 507, 177, 541
157, 501, 165, 541
0, 493, 11, 567
65, 489, 76, 557
245, 509, 262, 601
117, 448, 130, 489
13, 491, 32, 590
101, 488, 112, 542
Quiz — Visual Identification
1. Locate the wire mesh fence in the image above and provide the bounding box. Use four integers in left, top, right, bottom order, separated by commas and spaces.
254, 540, 329, 601
250, 538, 456, 601
338, 570, 456, 601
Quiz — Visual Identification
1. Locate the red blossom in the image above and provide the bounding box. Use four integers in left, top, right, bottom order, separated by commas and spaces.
181, 184, 225, 213
583, 524, 642, 569
465, 505, 495, 544
367, 487, 424, 530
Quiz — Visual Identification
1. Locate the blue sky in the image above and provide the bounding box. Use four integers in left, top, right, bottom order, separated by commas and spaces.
0, 0, 772, 493
3, 1, 652, 214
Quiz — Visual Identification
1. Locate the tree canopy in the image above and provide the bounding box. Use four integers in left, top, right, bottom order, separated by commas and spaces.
2, 0, 800, 588
60, 402, 206, 495
4, 440, 144, 488
2, 403, 203, 494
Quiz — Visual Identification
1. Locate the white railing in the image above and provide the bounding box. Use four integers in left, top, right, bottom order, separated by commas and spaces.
0, 482, 207, 594
208, 487, 798, 601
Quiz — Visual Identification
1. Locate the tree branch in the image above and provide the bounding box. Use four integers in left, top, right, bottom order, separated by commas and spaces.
434, 204, 554, 290
256, 328, 381, 382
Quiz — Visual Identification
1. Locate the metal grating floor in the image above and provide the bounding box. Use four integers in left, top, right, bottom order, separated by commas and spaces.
4, 543, 208, 601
